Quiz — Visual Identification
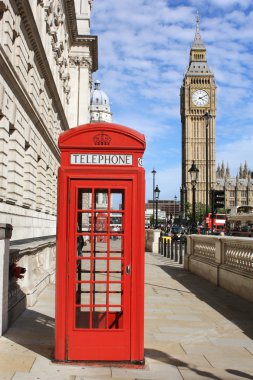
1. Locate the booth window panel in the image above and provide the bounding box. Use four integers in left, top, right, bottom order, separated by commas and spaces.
94, 239, 108, 258
92, 309, 107, 329
110, 236, 123, 255
111, 190, 124, 210
109, 259, 122, 281
77, 236, 91, 257
95, 212, 109, 233
76, 306, 90, 329
109, 282, 121, 293
108, 310, 123, 328
77, 212, 92, 232
78, 189, 92, 210
95, 189, 108, 210
76, 282, 90, 305
93, 286, 107, 305
110, 213, 123, 233
76, 259, 91, 282
109, 291, 122, 308
93, 258, 107, 276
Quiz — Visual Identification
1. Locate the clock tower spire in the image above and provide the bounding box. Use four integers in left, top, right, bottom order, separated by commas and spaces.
181, 15, 216, 214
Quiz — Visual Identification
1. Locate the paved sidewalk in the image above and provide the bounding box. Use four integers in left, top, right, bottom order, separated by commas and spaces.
1, 252, 253, 380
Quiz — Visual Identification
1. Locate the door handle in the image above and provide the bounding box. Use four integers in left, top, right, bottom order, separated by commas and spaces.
126, 265, 131, 275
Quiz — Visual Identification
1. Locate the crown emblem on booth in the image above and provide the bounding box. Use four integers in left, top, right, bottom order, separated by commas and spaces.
93, 132, 112, 145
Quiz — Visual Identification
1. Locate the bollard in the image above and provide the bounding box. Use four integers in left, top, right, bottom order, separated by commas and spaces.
163, 238, 167, 257
174, 238, 179, 262
179, 237, 183, 264
179, 236, 187, 264
160, 237, 163, 255
171, 238, 174, 260
167, 237, 171, 258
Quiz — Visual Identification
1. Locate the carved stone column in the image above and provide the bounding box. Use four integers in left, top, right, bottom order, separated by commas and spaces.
68, 53, 92, 127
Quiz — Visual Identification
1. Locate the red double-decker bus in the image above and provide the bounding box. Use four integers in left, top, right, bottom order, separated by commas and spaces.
205, 213, 226, 231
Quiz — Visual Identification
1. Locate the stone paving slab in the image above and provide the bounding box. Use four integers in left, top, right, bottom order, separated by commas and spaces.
1, 251, 253, 380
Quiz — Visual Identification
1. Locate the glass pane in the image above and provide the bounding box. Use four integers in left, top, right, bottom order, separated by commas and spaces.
109, 283, 121, 292
94, 259, 107, 274
92, 311, 107, 329
78, 189, 92, 210
110, 236, 123, 253
109, 260, 122, 281
94, 288, 107, 305
76, 259, 91, 281
76, 307, 90, 328
78, 236, 91, 257
95, 190, 108, 210
76, 282, 90, 305
94, 239, 107, 257
95, 212, 108, 232
77, 212, 92, 232
109, 291, 121, 306
110, 213, 123, 233
111, 191, 124, 210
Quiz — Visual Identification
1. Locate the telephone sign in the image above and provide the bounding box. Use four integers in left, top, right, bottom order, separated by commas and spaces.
55, 122, 146, 363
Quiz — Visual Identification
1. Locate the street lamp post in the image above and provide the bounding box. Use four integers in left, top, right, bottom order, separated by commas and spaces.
180, 185, 186, 219
189, 161, 199, 227
174, 195, 177, 219
151, 168, 156, 228
203, 112, 211, 218
154, 185, 160, 229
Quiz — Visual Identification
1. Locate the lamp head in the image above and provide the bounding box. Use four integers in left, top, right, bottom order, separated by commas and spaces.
188, 161, 199, 185
154, 185, 160, 200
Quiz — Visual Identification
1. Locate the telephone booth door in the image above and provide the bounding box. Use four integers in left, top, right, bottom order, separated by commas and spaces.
67, 179, 132, 361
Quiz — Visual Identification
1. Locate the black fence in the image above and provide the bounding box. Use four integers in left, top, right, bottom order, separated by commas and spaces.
158, 235, 187, 264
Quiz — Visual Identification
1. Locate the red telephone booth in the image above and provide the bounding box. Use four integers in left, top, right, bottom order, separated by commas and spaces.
55, 122, 146, 363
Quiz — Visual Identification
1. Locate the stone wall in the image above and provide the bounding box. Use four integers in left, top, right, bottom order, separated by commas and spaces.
185, 235, 253, 303
145, 229, 161, 254
8, 236, 56, 326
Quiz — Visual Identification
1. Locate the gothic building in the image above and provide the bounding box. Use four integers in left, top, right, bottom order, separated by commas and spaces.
215, 161, 253, 211
180, 16, 253, 212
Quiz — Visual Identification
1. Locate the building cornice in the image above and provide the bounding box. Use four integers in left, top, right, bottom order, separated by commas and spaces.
74, 36, 98, 72
63, 0, 78, 42
64, 1, 98, 72
14, 0, 69, 132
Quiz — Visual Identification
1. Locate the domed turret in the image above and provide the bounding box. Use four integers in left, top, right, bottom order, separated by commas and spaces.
90, 80, 112, 123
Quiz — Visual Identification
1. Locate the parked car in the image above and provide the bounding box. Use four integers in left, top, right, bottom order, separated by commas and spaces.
171, 225, 185, 237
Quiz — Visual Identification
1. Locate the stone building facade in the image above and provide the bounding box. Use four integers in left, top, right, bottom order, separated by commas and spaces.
0, 0, 97, 330
0, 0, 97, 240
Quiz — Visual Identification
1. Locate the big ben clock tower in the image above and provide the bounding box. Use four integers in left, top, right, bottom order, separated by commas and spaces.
181, 15, 216, 210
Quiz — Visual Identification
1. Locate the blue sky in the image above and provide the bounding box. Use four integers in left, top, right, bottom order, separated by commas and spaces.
90, 0, 253, 201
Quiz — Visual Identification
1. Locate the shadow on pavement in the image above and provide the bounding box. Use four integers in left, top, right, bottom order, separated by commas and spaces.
4, 309, 55, 359
156, 259, 253, 341
145, 347, 221, 379
145, 348, 253, 380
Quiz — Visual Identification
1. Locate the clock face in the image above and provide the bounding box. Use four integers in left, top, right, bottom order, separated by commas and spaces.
192, 90, 209, 106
